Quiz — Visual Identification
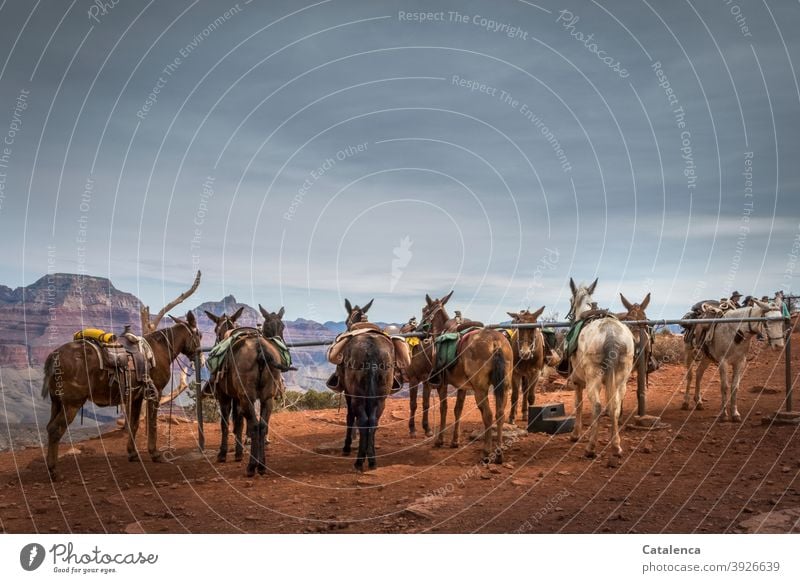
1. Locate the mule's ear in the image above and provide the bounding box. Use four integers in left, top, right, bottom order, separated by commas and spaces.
531, 306, 546, 320
425, 294, 433, 306
362, 299, 374, 313
231, 306, 245, 322
186, 310, 197, 327
620, 293, 633, 311
587, 278, 598, 295
277, 306, 285, 319
441, 290, 454, 305
569, 277, 577, 296
344, 299, 352, 314
640, 293, 651, 311
204, 310, 220, 324
168, 314, 179, 325
507, 312, 519, 321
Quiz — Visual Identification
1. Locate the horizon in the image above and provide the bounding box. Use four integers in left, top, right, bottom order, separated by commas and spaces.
1, 1, 798, 323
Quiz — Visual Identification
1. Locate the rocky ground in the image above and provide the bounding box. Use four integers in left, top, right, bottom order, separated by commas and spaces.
1, 332, 798, 534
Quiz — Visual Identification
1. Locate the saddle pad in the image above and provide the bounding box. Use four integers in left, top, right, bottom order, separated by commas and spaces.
433, 327, 481, 373
74, 328, 116, 343
266, 336, 292, 369
207, 336, 234, 373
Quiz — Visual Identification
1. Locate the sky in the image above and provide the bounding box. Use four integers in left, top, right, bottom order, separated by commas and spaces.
0, 0, 798, 323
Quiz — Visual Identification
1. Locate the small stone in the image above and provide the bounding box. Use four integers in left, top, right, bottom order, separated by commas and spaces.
641, 445, 651, 454
557, 470, 570, 476
489, 466, 501, 474
243, 480, 254, 488
480, 474, 492, 480
124, 521, 145, 534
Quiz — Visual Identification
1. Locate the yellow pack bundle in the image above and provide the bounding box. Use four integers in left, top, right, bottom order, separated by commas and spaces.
405, 336, 421, 347
74, 328, 117, 343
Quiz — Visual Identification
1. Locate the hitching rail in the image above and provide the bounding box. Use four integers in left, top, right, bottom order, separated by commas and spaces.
190, 315, 794, 451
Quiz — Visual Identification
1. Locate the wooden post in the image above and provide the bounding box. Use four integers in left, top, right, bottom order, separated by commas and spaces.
785, 317, 793, 413
195, 352, 204, 451
636, 340, 647, 417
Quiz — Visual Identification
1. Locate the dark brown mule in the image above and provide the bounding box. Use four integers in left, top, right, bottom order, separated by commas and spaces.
340, 299, 395, 471
205, 306, 244, 343
401, 320, 435, 437
506, 307, 548, 425
41, 311, 202, 479
618, 293, 656, 388
420, 292, 513, 464
213, 305, 288, 476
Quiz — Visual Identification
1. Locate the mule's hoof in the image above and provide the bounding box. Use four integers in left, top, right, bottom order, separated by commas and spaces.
150, 453, 164, 463
425, 430, 434, 438
433, 440, 444, 448
128, 453, 140, 462
493, 453, 503, 465
570, 434, 580, 443
450, 442, 460, 449
368, 460, 377, 470
585, 450, 596, 459
246, 467, 256, 478
409, 430, 416, 438
234, 454, 243, 462
717, 414, 729, 423
607, 454, 622, 468
257, 466, 267, 476
216, 455, 227, 463
731, 413, 742, 423
354, 462, 365, 473
681, 402, 690, 411
481, 456, 491, 465
695, 401, 705, 410
342, 449, 351, 457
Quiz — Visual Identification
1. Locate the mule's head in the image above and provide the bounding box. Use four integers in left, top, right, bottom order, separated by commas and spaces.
620, 292, 651, 323
204, 306, 244, 342
344, 298, 373, 330
568, 277, 598, 320
753, 299, 785, 350
260, 305, 286, 339
507, 306, 544, 360
168, 310, 202, 357
420, 291, 454, 335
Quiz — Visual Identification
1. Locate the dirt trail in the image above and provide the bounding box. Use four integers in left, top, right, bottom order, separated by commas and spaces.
1, 334, 799, 534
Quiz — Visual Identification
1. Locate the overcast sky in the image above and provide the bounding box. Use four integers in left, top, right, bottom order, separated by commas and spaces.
0, 0, 798, 322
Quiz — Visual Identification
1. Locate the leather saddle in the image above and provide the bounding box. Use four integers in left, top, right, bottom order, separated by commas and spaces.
81, 327, 157, 401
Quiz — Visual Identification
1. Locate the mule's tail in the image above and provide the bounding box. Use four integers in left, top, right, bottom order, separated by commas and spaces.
602, 335, 627, 392
255, 340, 269, 392
490, 348, 506, 399
41, 353, 54, 399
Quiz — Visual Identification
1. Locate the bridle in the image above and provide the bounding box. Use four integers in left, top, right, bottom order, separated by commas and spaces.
157, 319, 201, 358
747, 306, 785, 342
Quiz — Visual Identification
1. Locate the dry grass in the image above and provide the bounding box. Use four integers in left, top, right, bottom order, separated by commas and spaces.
652, 330, 685, 365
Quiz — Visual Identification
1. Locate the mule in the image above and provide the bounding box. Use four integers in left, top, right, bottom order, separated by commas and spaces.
401, 320, 435, 437
567, 279, 635, 463
419, 292, 513, 464
682, 299, 785, 420
213, 305, 288, 476
506, 307, 548, 425
618, 293, 656, 393
340, 299, 394, 471
41, 311, 202, 479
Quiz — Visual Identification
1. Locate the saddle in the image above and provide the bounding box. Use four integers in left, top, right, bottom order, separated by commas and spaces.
430, 326, 481, 382
686, 300, 738, 350
75, 327, 157, 402
557, 310, 614, 376
325, 326, 409, 393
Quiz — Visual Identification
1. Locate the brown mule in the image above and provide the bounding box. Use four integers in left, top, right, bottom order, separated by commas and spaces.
213, 305, 289, 477
506, 307, 547, 425
400, 319, 436, 437
618, 292, 656, 386
41, 311, 202, 479
339, 299, 395, 471
420, 292, 513, 464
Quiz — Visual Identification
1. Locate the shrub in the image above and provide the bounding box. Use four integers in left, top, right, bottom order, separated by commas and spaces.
652, 331, 685, 365
278, 389, 341, 411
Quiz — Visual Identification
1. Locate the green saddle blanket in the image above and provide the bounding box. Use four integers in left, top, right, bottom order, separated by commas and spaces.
433, 327, 480, 374
206, 329, 294, 374
563, 320, 584, 361
207, 336, 233, 374
266, 336, 292, 369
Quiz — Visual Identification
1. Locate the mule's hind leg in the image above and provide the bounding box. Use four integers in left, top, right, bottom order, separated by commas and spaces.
231, 400, 244, 461
508, 373, 520, 425
694, 358, 709, 410
717, 361, 730, 422
126, 396, 145, 462
474, 389, 494, 464
217, 395, 232, 463
342, 395, 355, 456
570, 378, 584, 442
257, 398, 273, 474
45, 398, 81, 479
421, 382, 433, 437
584, 377, 603, 459
433, 381, 448, 448
493, 381, 507, 464
729, 360, 745, 422
146, 398, 163, 462
682, 350, 695, 410
408, 384, 418, 437
450, 389, 466, 448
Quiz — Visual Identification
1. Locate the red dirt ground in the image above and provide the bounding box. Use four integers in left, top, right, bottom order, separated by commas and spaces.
1, 332, 799, 534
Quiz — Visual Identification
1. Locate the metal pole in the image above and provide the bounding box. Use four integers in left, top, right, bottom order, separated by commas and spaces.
637, 331, 647, 417
786, 316, 793, 413
194, 351, 204, 451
